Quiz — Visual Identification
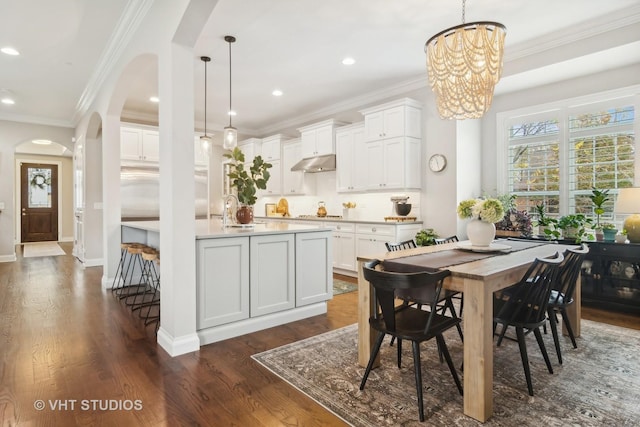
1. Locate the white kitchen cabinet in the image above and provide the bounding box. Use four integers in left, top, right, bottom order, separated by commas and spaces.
261, 134, 283, 161
250, 234, 295, 317
355, 222, 423, 264
282, 139, 306, 195
262, 159, 282, 196
298, 119, 345, 159
360, 98, 422, 142
197, 237, 250, 329
325, 221, 356, 271
239, 137, 261, 165
365, 136, 420, 190
120, 127, 160, 162
355, 223, 395, 260
336, 123, 366, 192
296, 231, 333, 306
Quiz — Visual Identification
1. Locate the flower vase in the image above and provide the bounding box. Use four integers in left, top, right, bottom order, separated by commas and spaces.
236, 205, 254, 224
467, 219, 496, 247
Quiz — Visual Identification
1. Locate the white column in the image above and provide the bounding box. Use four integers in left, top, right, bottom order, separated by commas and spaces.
156, 41, 200, 356
101, 115, 124, 288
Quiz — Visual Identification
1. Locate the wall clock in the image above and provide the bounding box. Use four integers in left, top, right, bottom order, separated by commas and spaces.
428, 154, 447, 172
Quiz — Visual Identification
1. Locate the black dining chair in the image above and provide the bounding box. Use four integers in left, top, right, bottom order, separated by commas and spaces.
434, 235, 464, 318
434, 235, 459, 245
385, 239, 417, 251
360, 259, 463, 422
493, 253, 564, 396
546, 244, 589, 364
384, 239, 463, 346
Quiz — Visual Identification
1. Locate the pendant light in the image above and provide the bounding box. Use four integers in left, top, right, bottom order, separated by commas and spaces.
199, 56, 213, 156
223, 35, 237, 150
424, 0, 506, 120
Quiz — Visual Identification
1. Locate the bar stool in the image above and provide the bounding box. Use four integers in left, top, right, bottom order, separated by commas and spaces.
111, 242, 143, 293
129, 247, 160, 334
116, 243, 149, 300
127, 247, 160, 311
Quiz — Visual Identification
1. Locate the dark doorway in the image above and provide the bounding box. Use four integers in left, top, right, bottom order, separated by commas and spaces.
20, 162, 59, 242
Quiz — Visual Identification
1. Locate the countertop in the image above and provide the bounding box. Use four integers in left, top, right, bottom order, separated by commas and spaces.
257, 215, 423, 226
122, 219, 327, 239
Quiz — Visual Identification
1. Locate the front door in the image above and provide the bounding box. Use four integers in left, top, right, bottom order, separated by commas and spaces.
21, 162, 58, 242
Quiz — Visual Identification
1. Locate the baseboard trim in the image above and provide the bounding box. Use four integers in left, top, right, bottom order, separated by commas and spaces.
157, 328, 200, 357
83, 257, 103, 268
197, 302, 328, 346
0, 253, 17, 263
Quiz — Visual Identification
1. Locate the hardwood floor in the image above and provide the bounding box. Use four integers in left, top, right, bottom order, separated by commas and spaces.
0, 245, 637, 426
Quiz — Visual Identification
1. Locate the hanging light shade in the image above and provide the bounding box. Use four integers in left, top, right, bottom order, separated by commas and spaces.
425, 0, 506, 120
223, 35, 237, 150
199, 56, 213, 157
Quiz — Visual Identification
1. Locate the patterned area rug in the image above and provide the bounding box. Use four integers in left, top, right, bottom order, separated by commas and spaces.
252, 320, 640, 426
333, 278, 358, 295
22, 242, 66, 258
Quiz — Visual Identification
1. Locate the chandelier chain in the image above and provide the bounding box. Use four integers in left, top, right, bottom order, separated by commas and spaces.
462, 0, 466, 24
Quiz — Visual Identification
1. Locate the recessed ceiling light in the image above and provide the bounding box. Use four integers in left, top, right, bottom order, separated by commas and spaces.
1, 97, 15, 105
32, 139, 52, 145
1, 47, 20, 56
272, 89, 283, 97
149, 96, 159, 103
342, 57, 355, 65
228, 110, 237, 116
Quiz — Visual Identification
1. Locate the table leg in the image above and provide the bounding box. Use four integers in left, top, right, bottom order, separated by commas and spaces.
463, 277, 493, 422
357, 259, 379, 368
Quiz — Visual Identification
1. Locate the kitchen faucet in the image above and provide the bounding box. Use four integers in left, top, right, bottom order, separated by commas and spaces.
222, 194, 239, 228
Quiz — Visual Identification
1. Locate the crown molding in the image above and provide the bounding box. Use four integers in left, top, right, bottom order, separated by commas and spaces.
72, 0, 154, 126
506, 5, 640, 61
257, 75, 427, 135
0, 112, 73, 129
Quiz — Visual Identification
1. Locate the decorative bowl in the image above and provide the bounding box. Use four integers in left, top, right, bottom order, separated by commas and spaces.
395, 203, 412, 216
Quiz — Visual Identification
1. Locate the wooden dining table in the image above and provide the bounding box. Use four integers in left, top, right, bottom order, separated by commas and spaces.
356, 239, 581, 423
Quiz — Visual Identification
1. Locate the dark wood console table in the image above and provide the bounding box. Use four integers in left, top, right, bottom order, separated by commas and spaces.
581, 241, 640, 314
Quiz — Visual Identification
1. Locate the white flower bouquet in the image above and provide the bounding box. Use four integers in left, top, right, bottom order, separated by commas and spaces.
457, 198, 505, 224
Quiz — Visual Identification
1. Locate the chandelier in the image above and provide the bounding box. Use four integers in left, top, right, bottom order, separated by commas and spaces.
425, 0, 506, 120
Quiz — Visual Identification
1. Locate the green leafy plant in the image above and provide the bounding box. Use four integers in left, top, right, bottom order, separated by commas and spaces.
534, 202, 553, 227
415, 228, 438, 246
601, 222, 617, 230
557, 214, 593, 243
223, 147, 272, 206
589, 187, 610, 228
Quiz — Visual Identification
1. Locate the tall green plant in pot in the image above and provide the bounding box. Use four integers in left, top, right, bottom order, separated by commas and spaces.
224, 147, 272, 224
589, 187, 610, 241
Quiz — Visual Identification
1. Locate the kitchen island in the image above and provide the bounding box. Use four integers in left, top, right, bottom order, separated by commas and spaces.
122, 220, 333, 346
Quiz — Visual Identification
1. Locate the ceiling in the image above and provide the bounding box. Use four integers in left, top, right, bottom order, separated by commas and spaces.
2, 0, 640, 146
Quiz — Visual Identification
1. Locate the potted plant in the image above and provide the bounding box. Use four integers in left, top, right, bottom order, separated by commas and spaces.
615, 228, 628, 244
457, 198, 504, 247
589, 188, 610, 241
415, 228, 438, 246
534, 203, 557, 239
601, 222, 618, 242
223, 147, 272, 224
557, 214, 593, 243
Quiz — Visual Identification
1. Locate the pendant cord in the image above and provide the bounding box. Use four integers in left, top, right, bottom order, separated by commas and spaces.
228, 40, 233, 128
204, 59, 208, 135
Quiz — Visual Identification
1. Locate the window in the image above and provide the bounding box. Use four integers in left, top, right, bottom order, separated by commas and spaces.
501, 93, 638, 227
